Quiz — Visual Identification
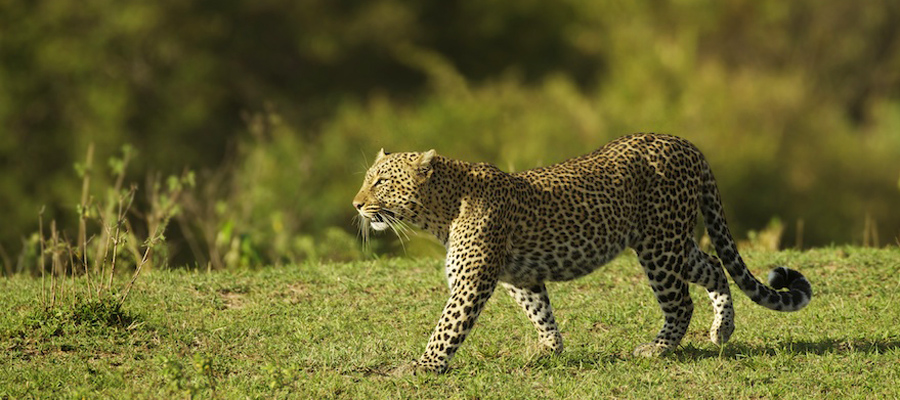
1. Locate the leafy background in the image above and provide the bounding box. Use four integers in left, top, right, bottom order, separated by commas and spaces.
2, 0, 899, 273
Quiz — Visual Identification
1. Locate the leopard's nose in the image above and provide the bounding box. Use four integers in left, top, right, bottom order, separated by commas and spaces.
352, 200, 363, 210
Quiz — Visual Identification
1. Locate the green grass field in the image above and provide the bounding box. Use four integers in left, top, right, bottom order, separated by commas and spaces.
2, 247, 899, 398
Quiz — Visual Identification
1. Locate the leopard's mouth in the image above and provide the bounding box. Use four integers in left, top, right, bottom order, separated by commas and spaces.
366, 209, 396, 232
370, 213, 389, 231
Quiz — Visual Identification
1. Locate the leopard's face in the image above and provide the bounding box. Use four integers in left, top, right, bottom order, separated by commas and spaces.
352, 149, 434, 235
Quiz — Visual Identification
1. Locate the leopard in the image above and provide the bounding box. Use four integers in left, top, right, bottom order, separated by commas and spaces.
352, 133, 812, 374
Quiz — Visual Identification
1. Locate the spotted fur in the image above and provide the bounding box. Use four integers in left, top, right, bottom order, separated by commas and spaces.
352, 134, 812, 373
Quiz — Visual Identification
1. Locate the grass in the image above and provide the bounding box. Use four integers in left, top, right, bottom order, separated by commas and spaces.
1, 247, 899, 398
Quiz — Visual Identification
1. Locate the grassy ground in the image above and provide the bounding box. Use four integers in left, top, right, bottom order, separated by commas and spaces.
2, 247, 899, 399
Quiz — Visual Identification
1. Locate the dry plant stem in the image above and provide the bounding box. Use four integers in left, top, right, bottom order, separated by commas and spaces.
39, 208, 46, 307
64, 233, 77, 302
120, 171, 189, 305
94, 208, 114, 297
77, 143, 94, 261
143, 172, 162, 256
80, 229, 96, 299
119, 241, 153, 307
50, 220, 59, 307
108, 224, 121, 291
66, 237, 80, 300
80, 216, 92, 297
92, 188, 135, 298
94, 212, 112, 294
53, 222, 69, 306
73, 145, 98, 300
122, 219, 142, 268
108, 188, 135, 290
94, 146, 133, 295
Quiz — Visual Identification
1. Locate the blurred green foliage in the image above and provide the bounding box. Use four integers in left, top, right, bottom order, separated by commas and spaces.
1, 0, 899, 272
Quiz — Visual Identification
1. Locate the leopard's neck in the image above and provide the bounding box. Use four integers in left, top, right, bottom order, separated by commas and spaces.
413, 156, 475, 245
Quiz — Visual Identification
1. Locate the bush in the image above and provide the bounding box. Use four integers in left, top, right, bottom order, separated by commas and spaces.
2, 0, 900, 271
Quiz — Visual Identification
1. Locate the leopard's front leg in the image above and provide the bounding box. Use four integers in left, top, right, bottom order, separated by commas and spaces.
416, 266, 499, 373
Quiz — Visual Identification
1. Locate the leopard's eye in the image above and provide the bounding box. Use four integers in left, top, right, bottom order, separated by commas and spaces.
374, 177, 390, 187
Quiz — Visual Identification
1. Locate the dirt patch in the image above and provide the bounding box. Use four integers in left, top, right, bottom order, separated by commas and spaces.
279, 283, 312, 305
218, 289, 246, 309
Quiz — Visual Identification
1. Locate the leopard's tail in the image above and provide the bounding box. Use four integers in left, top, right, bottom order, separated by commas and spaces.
700, 165, 812, 312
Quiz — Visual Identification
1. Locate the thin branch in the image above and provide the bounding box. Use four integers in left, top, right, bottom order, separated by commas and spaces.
39, 207, 46, 307
119, 238, 154, 307
77, 143, 94, 259
108, 186, 136, 290
49, 220, 58, 308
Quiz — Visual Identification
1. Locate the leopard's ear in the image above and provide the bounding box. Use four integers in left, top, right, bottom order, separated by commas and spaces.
375, 148, 388, 163
417, 149, 435, 167
415, 149, 436, 178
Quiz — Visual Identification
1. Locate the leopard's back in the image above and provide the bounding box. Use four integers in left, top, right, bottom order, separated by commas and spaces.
501, 134, 703, 285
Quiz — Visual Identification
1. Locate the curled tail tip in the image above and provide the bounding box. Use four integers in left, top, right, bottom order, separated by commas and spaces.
767, 266, 805, 289
767, 266, 791, 289
767, 266, 813, 310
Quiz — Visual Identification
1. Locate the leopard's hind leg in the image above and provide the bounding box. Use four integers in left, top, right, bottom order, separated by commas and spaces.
633, 239, 695, 357
685, 241, 734, 346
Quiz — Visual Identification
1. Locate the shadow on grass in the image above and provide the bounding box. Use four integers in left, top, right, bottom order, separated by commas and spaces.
673, 337, 900, 360
341, 337, 900, 378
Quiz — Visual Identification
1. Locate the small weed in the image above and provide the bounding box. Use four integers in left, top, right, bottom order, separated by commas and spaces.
23, 296, 138, 338
34, 144, 193, 317
262, 364, 298, 391
158, 354, 219, 398
159, 356, 189, 392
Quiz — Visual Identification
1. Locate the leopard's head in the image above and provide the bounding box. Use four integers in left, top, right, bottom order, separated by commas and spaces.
352, 148, 435, 238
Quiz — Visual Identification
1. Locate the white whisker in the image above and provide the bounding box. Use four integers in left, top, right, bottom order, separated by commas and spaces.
385, 209, 416, 239
353, 213, 371, 253
359, 148, 370, 170
385, 213, 410, 241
